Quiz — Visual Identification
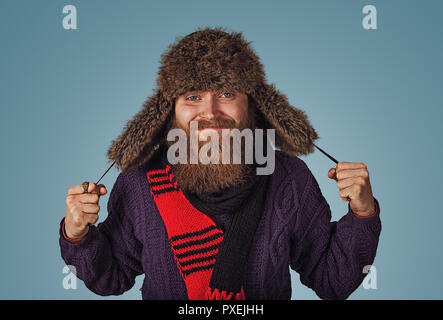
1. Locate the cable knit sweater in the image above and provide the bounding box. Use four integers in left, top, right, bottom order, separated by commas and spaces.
59, 151, 381, 300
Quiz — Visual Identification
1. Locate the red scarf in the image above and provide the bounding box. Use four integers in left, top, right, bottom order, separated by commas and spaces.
146, 164, 246, 300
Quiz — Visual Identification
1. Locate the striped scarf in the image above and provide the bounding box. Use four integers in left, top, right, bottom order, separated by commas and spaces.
146, 159, 269, 300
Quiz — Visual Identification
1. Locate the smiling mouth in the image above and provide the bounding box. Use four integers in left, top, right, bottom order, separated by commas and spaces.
199, 127, 223, 130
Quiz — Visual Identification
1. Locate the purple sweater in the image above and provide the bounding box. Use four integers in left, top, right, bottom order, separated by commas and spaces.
59, 151, 381, 300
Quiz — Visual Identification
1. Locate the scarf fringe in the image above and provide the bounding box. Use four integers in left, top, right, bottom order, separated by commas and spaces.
205, 287, 246, 300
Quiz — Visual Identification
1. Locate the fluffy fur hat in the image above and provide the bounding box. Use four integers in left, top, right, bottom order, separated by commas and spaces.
107, 27, 319, 171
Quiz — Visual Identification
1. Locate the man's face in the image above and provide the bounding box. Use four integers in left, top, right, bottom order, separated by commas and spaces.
169, 89, 255, 194
174, 89, 250, 138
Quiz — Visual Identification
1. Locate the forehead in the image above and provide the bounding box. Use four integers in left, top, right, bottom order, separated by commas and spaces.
179, 88, 244, 97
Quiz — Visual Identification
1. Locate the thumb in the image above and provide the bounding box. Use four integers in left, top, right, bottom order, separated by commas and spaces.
98, 184, 107, 196
88, 183, 107, 199
328, 168, 337, 181
87, 182, 100, 194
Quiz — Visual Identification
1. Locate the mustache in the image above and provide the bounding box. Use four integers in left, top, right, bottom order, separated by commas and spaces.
195, 119, 237, 130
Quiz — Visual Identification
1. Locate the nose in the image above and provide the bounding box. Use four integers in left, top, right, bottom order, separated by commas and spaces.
199, 94, 218, 120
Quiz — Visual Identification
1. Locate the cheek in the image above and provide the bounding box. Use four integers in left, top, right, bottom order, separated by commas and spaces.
226, 103, 249, 125
175, 105, 198, 128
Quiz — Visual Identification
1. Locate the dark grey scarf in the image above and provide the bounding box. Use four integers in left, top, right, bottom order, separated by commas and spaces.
178, 162, 270, 296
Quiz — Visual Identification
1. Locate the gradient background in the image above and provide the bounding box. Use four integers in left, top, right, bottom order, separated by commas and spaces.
1, 0, 442, 299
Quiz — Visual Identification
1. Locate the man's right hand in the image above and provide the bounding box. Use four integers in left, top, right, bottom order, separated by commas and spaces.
65, 182, 107, 239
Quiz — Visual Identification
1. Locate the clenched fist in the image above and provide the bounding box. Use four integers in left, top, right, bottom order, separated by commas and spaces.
65, 182, 107, 239
328, 162, 376, 217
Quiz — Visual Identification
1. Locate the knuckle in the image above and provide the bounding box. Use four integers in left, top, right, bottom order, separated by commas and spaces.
68, 203, 77, 214
71, 204, 82, 216
72, 195, 81, 205
73, 215, 83, 226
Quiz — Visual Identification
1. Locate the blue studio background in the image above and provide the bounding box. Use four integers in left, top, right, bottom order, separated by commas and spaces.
1, 0, 442, 299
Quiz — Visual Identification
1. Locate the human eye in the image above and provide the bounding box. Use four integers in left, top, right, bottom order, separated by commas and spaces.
185, 95, 200, 102
219, 92, 235, 99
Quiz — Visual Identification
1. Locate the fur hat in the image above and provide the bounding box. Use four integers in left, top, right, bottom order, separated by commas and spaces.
107, 27, 319, 172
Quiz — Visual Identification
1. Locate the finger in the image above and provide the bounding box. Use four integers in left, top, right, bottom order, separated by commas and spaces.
84, 213, 99, 225
328, 168, 337, 181
336, 168, 369, 181
67, 184, 87, 195
336, 176, 366, 191
78, 193, 100, 204
338, 186, 352, 202
336, 162, 367, 171
80, 203, 100, 214
97, 184, 107, 196
339, 183, 364, 202
88, 182, 100, 195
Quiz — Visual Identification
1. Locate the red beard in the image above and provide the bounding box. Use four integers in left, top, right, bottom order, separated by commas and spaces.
165, 112, 256, 194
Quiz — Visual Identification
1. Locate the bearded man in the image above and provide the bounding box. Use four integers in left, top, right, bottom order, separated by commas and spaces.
60, 28, 381, 300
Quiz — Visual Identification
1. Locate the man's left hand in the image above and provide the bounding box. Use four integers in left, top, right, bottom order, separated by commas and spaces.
328, 162, 376, 217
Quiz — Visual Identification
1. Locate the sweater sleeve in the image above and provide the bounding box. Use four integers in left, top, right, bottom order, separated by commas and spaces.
289, 169, 382, 300
59, 173, 144, 296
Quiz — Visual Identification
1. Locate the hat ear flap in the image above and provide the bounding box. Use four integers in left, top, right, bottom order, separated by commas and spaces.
253, 83, 319, 157
107, 90, 173, 172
